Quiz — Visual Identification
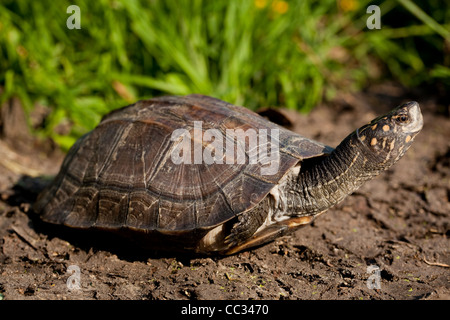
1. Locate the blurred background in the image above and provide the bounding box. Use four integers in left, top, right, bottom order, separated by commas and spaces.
0, 0, 449, 150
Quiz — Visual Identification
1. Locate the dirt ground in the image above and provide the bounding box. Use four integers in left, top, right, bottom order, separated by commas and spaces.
0, 83, 448, 300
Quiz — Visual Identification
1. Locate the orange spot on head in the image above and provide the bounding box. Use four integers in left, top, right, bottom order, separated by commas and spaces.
370, 138, 377, 146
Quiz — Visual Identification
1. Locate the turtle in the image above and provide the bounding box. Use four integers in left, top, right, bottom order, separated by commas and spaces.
33, 95, 423, 255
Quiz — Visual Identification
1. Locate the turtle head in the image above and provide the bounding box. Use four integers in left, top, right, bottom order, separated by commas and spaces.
355, 101, 423, 170
291, 101, 423, 218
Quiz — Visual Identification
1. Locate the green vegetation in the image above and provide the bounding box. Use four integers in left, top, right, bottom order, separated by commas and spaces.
0, 0, 448, 149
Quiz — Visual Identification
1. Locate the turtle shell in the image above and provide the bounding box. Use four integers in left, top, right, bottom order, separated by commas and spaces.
34, 94, 332, 236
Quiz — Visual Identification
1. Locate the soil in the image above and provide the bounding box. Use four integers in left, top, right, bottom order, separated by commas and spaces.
0, 83, 449, 300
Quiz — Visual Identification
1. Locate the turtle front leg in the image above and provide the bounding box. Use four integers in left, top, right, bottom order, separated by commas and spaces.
224, 215, 314, 255
224, 198, 269, 248
222, 197, 314, 255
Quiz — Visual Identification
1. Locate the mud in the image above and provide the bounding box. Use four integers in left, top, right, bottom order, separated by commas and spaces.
0, 84, 448, 300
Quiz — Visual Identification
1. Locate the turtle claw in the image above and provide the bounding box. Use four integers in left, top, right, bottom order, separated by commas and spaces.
224, 229, 239, 247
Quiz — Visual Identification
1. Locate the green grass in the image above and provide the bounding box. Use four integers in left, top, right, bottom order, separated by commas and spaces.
0, 0, 448, 150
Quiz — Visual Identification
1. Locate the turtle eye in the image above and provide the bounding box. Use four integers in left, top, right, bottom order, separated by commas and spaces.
395, 114, 409, 124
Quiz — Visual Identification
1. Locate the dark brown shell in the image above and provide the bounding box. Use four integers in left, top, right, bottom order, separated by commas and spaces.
34, 95, 332, 234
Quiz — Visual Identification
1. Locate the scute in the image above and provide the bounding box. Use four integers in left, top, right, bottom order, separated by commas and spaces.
34, 94, 333, 233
